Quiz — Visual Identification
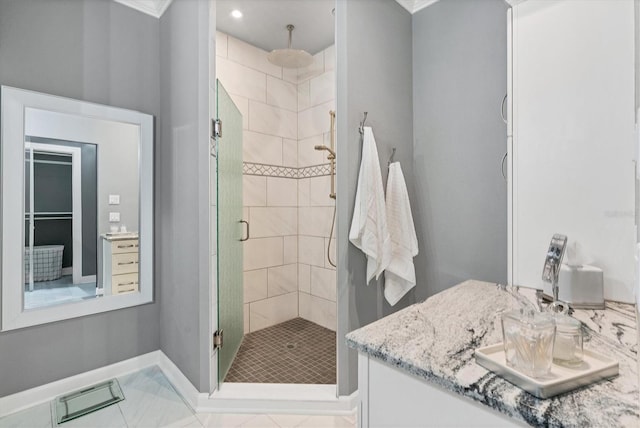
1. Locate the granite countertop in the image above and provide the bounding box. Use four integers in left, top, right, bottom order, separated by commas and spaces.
346, 280, 639, 427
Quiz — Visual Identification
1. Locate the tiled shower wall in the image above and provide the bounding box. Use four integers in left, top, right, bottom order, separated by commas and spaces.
296, 48, 336, 331
215, 32, 336, 333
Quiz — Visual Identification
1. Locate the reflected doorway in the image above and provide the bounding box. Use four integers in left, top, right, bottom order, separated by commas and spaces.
24, 139, 98, 310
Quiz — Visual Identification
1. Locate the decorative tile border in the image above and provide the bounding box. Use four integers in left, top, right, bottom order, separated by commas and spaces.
243, 162, 332, 179
299, 164, 332, 178
243, 163, 298, 178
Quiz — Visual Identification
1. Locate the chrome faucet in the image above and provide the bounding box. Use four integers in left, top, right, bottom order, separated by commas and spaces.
541, 234, 568, 311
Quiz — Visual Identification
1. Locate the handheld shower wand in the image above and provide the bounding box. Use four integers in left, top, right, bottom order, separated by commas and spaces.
313, 111, 337, 268
314, 145, 335, 159
313, 144, 335, 200
313, 111, 337, 200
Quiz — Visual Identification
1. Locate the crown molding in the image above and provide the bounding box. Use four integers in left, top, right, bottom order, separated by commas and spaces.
395, 0, 440, 14
116, 0, 522, 21
114, 0, 173, 19
503, 0, 528, 5
394, 0, 415, 13
413, 0, 441, 13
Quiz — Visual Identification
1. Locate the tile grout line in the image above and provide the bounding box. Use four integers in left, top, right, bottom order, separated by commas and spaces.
116, 402, 130, 428
217, 54, 287, 83
49, 399, 54, 428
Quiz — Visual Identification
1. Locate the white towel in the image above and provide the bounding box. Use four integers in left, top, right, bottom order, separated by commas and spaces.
349, 126, 391, 283
384, 162, 419, 306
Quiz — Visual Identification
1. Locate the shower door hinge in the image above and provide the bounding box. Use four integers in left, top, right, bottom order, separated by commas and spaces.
213, 330, 223, 350
213, 119, 222, 138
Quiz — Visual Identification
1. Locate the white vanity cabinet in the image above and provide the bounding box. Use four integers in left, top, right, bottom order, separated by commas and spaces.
350, 281, 638, 427
357, 354, 523, 428
101, 235, 139, 295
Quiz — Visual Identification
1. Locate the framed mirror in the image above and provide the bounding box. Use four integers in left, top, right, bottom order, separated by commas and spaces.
1, 86, 154, 331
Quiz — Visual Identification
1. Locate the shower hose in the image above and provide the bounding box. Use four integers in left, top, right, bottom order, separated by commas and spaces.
327, 203, 336, 268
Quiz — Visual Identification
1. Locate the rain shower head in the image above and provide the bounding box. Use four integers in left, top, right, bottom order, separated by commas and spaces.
267, 24, 313, 69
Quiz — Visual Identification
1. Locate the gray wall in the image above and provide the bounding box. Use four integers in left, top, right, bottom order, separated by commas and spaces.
412, 0, 508, 299
336, 0, 508, 395
336, 0, 415, 395
0, 0, 160, 397
158, 0, 211, 392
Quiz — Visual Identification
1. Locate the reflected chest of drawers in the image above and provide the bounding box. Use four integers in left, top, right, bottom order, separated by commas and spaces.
101, 235, 139, 295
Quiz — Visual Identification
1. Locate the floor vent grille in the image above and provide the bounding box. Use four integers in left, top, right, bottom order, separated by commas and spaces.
52, 379, 125, 425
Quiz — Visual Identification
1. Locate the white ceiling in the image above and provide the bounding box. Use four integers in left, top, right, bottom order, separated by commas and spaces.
115, 0, 336, 55
114, 0, 461, 48
216, 0, 336, 55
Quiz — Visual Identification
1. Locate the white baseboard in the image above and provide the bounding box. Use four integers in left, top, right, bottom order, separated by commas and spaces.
0, 350, 162, 418
0, 351, 358, 419
79, 274, 97, 284
156, 351, 208, 411
198, 384, 358, 415
159, 358, 359, 415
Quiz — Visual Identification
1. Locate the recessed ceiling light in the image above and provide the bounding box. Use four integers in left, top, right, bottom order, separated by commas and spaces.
231, 9, 243, 19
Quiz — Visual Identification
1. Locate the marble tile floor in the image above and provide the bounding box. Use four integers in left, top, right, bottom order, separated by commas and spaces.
24, 275, 98, 310
0, 366, 356, 428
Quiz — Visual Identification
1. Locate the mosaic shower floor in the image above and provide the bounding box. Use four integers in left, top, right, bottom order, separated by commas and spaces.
225, 318, 336, 384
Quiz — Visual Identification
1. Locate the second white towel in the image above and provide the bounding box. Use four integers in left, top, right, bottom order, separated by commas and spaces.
384, 162, 419, 306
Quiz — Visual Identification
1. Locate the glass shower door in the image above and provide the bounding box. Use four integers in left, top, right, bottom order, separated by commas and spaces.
216, 80, 244, 386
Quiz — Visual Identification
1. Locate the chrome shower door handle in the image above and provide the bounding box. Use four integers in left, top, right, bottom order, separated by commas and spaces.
501, 152, 508, 182
239, 220, 250, 242
501, 94, 508, 124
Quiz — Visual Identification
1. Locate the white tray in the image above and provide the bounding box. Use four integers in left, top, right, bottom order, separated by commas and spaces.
474, 343, 618, 399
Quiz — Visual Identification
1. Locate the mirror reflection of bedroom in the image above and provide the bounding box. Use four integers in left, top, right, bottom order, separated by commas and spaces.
23, 137, 98, 310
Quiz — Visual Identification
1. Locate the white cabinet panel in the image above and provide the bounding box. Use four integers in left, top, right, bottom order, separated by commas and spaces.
510, 0, 636, 302
359, 354, 523, 428
506, 8, 513, 138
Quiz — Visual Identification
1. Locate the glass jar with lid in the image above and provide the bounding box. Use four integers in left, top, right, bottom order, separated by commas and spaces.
552, 314, 583, 367
501, 309, 556, 378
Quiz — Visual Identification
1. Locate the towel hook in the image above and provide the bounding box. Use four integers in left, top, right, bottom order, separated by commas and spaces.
388, 148, 396, 167
359, 112, 368, 135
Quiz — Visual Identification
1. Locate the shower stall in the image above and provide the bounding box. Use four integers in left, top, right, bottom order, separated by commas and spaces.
213, 0, 337, 390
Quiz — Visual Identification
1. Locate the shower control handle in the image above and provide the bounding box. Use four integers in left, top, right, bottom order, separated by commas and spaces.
240, 220, 250, 242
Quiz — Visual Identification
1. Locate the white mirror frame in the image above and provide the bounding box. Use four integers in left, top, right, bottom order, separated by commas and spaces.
1, 86, 154, 331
